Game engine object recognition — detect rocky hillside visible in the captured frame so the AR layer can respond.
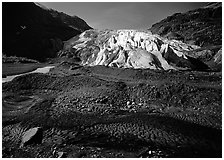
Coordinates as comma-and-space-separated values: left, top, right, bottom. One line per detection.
149, 2, 222, 47
60, 29, 209, 71
2, 2, 92, 61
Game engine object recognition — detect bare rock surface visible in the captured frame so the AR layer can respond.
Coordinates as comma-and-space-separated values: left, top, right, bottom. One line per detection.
20, 127, 43, 147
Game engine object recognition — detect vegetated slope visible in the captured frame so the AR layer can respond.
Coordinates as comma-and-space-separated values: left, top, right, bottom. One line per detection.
149, 2, 222, 47
2, 2, 92, 61
60, 29, 209, 71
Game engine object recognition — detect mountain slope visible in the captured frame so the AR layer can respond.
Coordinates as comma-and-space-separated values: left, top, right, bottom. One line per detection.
48, 9, 92, 32
149, 2, 222, 47
60, 29, 209, 71
2, 2, 92, 61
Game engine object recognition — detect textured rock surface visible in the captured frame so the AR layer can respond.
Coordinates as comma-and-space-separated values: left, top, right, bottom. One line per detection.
2, 64, 222, 157
61, 29, 208, 71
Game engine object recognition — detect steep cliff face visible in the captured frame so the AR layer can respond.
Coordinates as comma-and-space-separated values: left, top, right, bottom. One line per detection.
61, 29, 209, 71
2, 2, 91, 61
149, 2, 222, 47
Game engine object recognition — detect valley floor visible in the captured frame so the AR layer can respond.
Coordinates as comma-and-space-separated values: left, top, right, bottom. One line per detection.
2, 63, 48, 77
2, 60, 222, 158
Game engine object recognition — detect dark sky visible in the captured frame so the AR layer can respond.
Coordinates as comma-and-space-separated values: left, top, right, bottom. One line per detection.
40, 2, 207, 30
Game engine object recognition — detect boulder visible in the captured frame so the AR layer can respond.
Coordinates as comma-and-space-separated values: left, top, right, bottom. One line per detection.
58, 151, 66, 158
213, 48, 222, 64
20, 127, 43, 147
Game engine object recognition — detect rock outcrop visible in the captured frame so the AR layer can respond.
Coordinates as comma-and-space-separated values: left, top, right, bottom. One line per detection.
61, 29, 209, 71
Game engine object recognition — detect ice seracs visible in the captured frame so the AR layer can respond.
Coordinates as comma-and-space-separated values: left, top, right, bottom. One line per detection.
63, 29, 206, 70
